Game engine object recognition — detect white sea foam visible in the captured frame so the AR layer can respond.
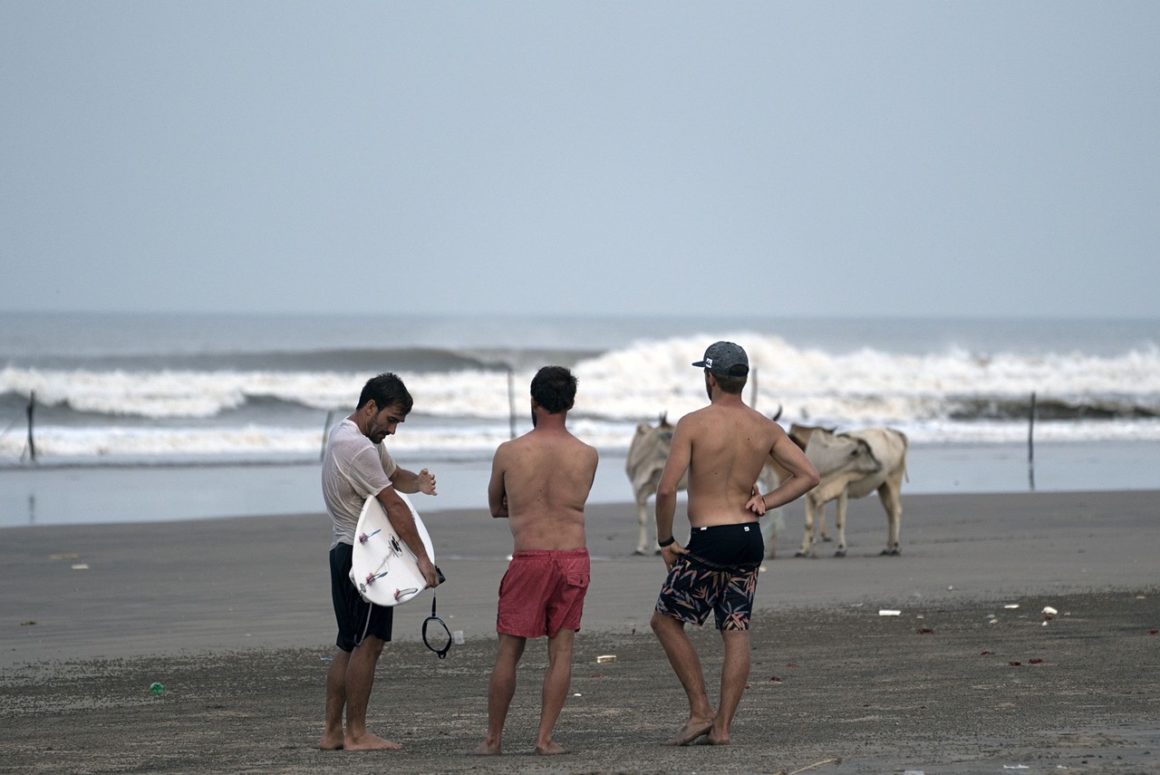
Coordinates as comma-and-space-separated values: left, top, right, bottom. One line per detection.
2, 333, 1159, 462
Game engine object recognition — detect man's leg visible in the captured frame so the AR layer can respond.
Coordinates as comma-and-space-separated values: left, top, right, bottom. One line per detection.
650, 611, 715, 745
708, 629, 751, 745
343, 635, 399, 750
535, 628, 575, 755
319, 649, 350, 750
474, 633, 527, 755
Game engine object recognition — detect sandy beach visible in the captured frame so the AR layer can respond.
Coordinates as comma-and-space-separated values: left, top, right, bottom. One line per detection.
2, 490, 1158, 774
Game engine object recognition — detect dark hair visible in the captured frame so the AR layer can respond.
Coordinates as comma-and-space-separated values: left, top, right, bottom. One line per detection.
357, 373, 414, 414
713, 371, 747, 395
530, 366, 577, 414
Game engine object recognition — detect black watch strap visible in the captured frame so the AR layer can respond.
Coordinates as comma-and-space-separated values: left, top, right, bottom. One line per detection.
657, 536, 675, 548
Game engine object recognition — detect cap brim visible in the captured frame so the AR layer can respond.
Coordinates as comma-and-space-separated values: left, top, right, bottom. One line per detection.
691, 360, 708, 368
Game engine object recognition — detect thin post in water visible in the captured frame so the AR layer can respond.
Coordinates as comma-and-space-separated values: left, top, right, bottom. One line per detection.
507, 366, 517, 440
25, 391, 37, 463
1027, 391, 1037, 491
320, 410, 334, 462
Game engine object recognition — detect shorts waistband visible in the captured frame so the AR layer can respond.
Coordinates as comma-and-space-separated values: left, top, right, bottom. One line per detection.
690, 521, 760, 532
512, 548, 589, 559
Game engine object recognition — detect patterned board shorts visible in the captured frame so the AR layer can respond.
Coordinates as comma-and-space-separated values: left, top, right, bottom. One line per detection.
655, 522, 763, 631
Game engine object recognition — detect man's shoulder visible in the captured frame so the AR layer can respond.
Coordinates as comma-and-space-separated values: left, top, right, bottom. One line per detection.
327, 421, 374, 457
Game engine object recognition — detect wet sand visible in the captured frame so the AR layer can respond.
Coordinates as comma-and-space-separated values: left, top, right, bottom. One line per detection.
2, 490, 1158, 773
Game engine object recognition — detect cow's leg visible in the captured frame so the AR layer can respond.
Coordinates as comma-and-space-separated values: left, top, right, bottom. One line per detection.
634, 497, 652, 555
759, 507, 783, 559
878, 476, 904, 556
833, 490, 849, 557
796, 496, 817, 557
818, 509, 831, 542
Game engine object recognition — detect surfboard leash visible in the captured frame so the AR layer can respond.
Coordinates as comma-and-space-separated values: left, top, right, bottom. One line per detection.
422, 566, 452, 659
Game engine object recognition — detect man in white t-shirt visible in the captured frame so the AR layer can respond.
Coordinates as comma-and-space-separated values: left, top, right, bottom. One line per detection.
318, 372, 440, 752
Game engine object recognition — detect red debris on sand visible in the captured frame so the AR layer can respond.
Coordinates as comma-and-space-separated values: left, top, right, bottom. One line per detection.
1008, 661, 1022, 666
917, 627, 935, 634
981, 650, 993, 655
1149, 629, 1158, 635
770, 676, 782, 683
1029, 658, 1044, 664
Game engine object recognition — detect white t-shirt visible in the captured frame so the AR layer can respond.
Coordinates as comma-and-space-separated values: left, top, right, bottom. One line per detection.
321, 418, 398, 549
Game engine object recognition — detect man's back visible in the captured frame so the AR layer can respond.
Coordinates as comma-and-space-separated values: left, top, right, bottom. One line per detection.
496, 429, 598, 551
682, 402, 782, 526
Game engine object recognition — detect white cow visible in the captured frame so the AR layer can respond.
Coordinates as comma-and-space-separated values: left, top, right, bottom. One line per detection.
796, 427, 909, 558
625, 414, 783, 556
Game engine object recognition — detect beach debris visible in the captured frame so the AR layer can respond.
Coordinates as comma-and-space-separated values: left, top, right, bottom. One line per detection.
1009, 661, 1022, 667
572, 692, 581, 697
916, 627, 935, 635
980, 650, 993, 655
1148, 629, 1158, 636
20, 620, 35, 627
1003, 603, 1020, 609
879, 609, 901, 616
1029, 658, 1044, 664
595, 654, 616, 664
1042, 606, 1058, 621
71, 563, 90, 571
1003, 766, 1029, 771
149, 682, 165, 696
452, 630, 465, 645
774, 755, 843, 775
770, 675, 783, 682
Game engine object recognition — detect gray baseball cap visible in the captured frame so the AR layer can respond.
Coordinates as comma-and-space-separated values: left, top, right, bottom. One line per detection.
692, 341, 749, 377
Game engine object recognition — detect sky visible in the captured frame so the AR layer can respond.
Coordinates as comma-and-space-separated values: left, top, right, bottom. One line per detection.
2, 2, 1158, 319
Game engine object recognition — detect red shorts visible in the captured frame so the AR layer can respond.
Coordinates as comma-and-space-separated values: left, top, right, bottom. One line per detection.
496, 549, 590, 638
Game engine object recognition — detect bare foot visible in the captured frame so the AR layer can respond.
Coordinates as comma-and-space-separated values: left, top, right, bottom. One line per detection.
705, 732, 732, 745
472, 740, 502, 756
670, 716, 714, 746
317, 734, 343, 751
535, 740, 567, 755
344, 732, 402, 751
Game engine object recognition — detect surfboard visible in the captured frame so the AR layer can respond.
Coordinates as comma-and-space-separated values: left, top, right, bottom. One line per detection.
349, 490, 436, 607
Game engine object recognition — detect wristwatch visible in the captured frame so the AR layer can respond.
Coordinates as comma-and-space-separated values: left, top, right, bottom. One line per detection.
657, 536, 675, 548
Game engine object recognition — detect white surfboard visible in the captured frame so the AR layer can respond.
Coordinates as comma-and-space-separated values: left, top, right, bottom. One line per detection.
349, 491, 435, 607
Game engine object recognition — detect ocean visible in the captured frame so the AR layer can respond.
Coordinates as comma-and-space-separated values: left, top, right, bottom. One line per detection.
1, 312, 1157, 528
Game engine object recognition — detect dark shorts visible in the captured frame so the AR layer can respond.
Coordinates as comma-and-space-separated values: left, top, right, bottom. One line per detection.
655, 522, 763, 631
330, 542, 393, 651
497, 549, 590, 638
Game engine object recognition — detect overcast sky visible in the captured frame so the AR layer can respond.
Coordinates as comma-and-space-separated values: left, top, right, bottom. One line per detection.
2, 2, 1157, 318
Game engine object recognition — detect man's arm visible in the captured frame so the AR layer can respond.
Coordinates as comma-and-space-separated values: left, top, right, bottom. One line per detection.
389, 467, 437, 495
750, 430, 820, 513
487, 443, 509, 519
655, 420, 692, 567
376, 485, 439, 588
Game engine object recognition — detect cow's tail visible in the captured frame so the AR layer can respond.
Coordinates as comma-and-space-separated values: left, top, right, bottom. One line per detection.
897, 430, 910, 483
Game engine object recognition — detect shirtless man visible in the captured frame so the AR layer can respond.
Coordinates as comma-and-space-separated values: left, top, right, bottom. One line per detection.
318, 373, 441, 752
474, 366, 599, 756
651, 342, 820, 746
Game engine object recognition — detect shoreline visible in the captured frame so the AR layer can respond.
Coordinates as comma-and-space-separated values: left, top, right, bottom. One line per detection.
2, 490, 1159, 773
